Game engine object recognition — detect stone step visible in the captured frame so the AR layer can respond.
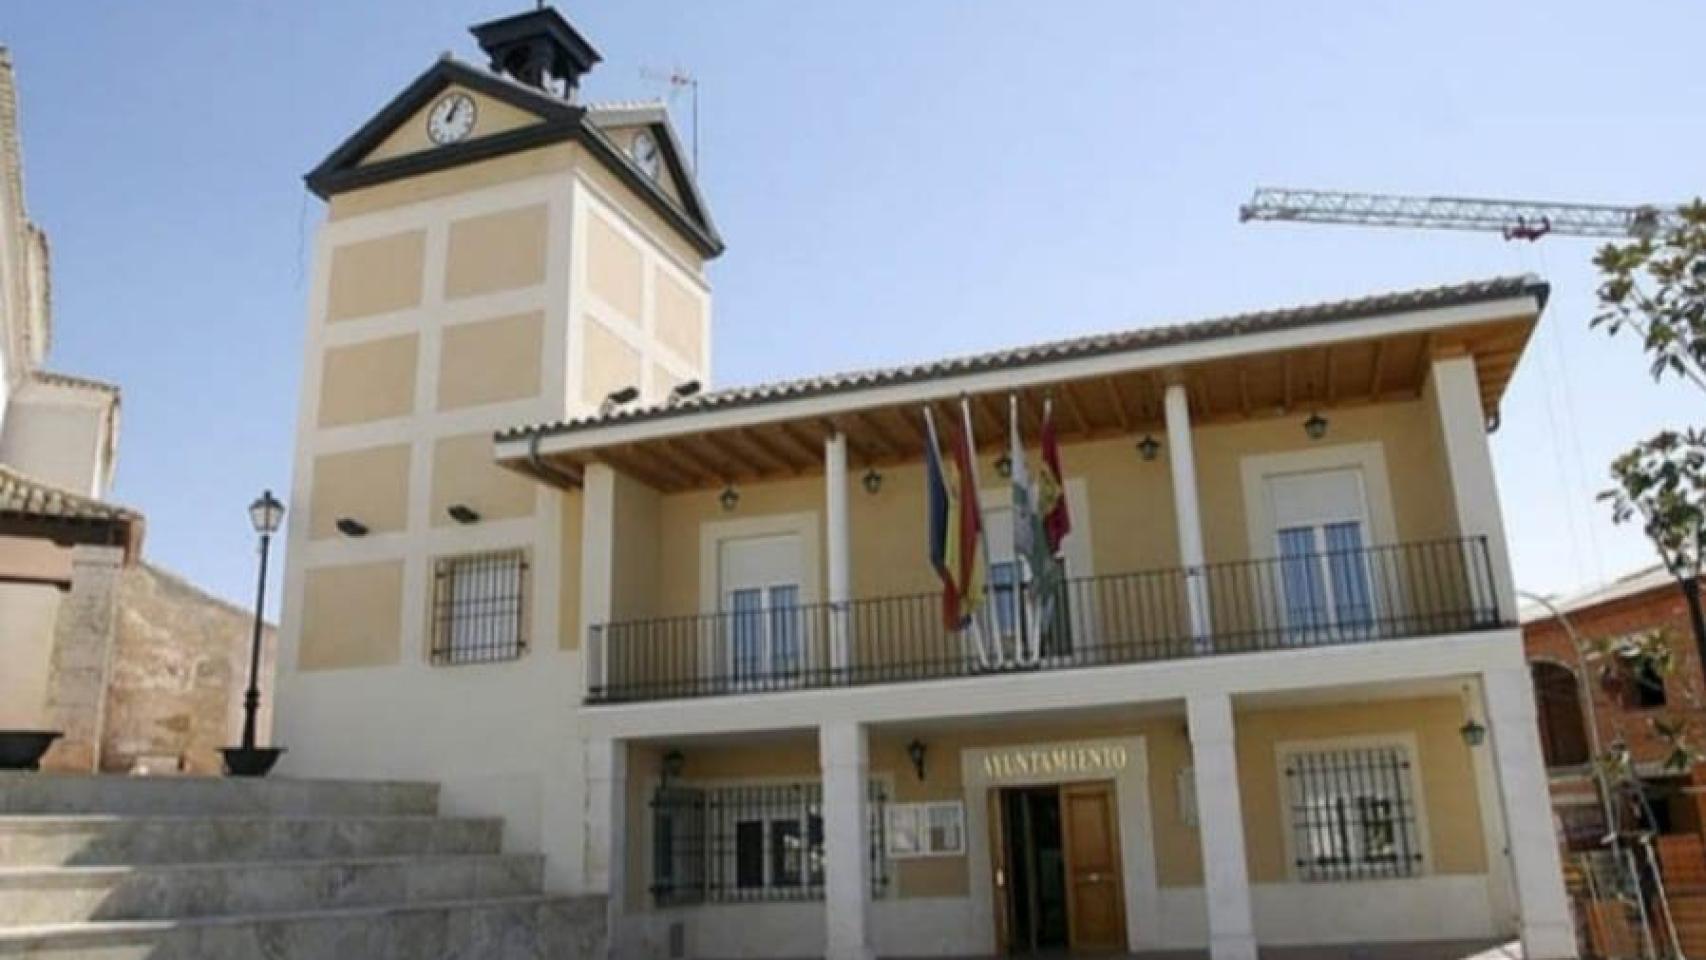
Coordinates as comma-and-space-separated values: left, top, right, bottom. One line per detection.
0, 893, 606, 960
0, 816, 502, 867
0, 775, 438, 817
0, 853, 543, 926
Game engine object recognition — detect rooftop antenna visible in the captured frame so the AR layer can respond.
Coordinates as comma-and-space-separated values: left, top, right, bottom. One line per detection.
641, 65, 700, 171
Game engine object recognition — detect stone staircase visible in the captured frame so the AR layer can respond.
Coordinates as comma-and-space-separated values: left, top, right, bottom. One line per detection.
0, 773, 604, 959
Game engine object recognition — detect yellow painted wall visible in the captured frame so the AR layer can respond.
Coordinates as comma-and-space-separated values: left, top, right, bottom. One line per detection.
1235, 696, 1487, 882
612, 471, 661, 622
437, 311, 545, 410
1193, 399, 1457, 564
317, 334, 419, 427
325, 231, 426, 322
655, 476, 826, 617
429, 433, 538, 527
307, 444, 412, 541
618, 696, 1485, 909
587, 213, 644, 321
362, 86, 540, 165
444, 204, 549, 300
298, 561, 405, 670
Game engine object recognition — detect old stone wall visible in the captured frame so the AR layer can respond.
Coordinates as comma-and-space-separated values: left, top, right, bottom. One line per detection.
99, 562, 277, 775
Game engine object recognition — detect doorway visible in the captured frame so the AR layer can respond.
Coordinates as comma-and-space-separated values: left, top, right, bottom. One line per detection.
992, 781, 1126, 954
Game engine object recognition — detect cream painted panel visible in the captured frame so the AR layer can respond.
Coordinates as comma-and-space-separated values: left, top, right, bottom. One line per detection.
317, 333, 418, 427
444, 204, 549, 299
587, 213, 644, 321
654, 266, 703, 366
429, 432, 537, 528
362, 86, 540, 165
580, 318, 643, 406
308, 444, 411, 541
297, 560, 405, 670
325, 231, 426, 322
436, 311, 544, 410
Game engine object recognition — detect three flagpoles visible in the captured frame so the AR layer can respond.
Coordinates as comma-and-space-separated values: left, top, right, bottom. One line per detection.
921, 393, 1071, 669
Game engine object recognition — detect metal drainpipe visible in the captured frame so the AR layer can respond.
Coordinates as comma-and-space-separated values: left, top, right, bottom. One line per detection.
525, 432, 582, 490
1520, 590, 1662, 960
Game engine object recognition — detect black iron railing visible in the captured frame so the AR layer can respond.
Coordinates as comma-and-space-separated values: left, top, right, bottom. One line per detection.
586, 536, 1503, 704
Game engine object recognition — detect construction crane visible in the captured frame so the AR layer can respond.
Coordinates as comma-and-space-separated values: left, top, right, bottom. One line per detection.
1239, 186, 1683, 241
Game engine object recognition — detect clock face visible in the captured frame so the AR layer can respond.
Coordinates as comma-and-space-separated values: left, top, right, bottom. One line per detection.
427, 92, 477, 145
631, 130, 661, 180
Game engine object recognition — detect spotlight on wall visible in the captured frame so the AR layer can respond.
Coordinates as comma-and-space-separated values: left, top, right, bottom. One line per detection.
719, 485, 740, 512
335, 517, 369, 538
906, 739, 928, 782
862, 468, 883, 494
668, 380, 702, 405
1136, 434, 1161, 461
661, 748, 686, 785
1304, 411, 1329, 440
1458, 717, 1487, 748
446, 503, 481, 525
599, 385, 641, 417
994, 454, 1012, 479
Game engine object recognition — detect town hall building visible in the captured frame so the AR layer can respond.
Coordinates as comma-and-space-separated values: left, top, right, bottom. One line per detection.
275, 9, 1576, 959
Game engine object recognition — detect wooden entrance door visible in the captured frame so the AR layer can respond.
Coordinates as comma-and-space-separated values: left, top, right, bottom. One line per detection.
1061, 781, 1126, 952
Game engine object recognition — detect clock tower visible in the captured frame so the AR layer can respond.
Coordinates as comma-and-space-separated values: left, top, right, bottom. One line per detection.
276, 7, 721, 893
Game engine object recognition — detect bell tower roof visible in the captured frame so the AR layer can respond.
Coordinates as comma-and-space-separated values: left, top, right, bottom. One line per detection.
469, 7, 602, 99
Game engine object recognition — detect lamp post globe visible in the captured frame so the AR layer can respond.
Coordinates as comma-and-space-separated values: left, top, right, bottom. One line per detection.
249, 490, 285, 536
224, 489, 286, 777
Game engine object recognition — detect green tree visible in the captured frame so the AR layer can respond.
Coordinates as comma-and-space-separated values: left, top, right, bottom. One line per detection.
1593, 202, 1706, 669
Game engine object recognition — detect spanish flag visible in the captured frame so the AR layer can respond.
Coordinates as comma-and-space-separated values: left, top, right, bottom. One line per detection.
923, 404, 987, 630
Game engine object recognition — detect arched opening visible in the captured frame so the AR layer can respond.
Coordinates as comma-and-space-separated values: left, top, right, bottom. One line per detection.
1532, 661, 1591, 768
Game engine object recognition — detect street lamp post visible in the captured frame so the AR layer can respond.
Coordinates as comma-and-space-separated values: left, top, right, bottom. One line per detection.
222, 490, 286, 778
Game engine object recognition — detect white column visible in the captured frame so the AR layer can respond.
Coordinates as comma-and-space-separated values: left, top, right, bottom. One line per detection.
1188, 693, 1256, 960
1481, 667, 1577, 959
1430, 354, 1517, 623
581, 463, 617, 696
820, 720, 874, 960
1164, 381, 1212, 642
825, 432, 852, 675
584, 737, 629, 957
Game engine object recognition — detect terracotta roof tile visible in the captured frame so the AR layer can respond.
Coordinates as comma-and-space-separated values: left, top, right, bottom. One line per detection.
0, 463, 138, 523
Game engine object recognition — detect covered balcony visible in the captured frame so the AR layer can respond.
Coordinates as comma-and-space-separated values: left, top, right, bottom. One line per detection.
496, 276, 1545, 708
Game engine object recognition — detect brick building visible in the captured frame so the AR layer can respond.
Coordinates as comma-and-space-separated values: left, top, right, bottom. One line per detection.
1522, 566, 1706, 847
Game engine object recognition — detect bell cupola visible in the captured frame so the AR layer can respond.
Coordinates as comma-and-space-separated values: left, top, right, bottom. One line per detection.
469, 6, 602, 100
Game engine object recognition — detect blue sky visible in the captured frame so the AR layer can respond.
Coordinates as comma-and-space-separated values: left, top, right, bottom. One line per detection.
3, 1, 1700, 614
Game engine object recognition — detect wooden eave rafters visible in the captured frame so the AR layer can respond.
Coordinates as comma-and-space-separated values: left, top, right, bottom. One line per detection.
514, 316, 1536, 493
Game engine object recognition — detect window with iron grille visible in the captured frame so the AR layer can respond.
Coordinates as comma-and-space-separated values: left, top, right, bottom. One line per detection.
431, 549, 528, 665
650, 780, 890, 905
1284, 743, 1422, 881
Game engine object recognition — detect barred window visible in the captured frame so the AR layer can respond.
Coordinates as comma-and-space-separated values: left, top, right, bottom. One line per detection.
431, 549, 528, 665
650, 781, 890, 905
1284, 744, 1422, 881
